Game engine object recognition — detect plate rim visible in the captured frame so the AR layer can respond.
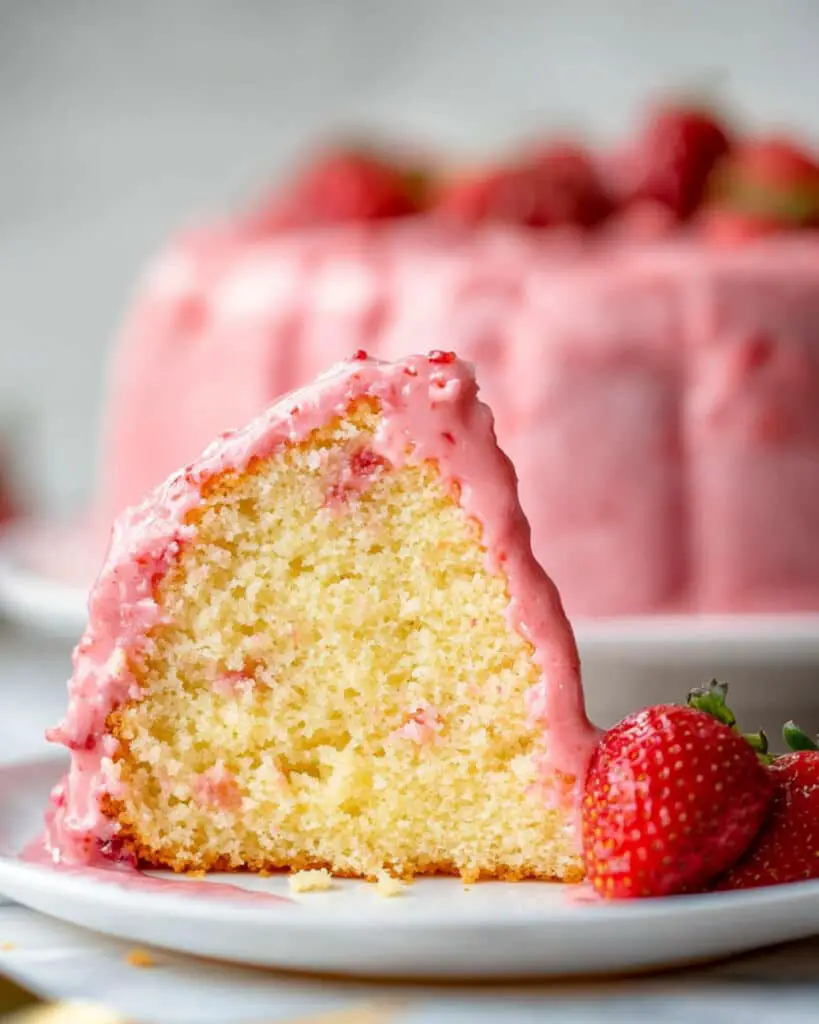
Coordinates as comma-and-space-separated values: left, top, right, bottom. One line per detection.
5, 852, 819, 929
2, 754, 819, 929
4, 755, 819, 977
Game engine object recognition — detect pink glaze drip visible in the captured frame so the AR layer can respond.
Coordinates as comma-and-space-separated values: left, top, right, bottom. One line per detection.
46, 351, 599, 864
563, 882, 603, 905
21, 835, 291, 905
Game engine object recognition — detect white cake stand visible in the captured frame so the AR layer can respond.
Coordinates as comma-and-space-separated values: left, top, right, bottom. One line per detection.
0, 520, 96, 640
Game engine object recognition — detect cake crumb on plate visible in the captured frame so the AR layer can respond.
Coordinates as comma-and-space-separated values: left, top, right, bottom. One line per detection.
289, 868, 333, 893
375, 872, 405, 897
125, 948, 155, 967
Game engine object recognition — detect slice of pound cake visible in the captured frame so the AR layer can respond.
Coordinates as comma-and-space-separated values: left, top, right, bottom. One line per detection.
46, 351, 599, 882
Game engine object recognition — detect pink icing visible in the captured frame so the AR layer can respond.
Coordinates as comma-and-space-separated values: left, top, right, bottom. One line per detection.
99, 227, 819, 618
563, 881, 603, 906
46, 350, 599, 864
21, 835, 291, 905
323, 444, 389, 506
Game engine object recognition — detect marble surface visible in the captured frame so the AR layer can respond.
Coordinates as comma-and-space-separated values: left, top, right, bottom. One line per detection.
0, 623, 817, 1022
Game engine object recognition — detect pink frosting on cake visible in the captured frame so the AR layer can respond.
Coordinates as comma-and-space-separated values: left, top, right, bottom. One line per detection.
47, 351, 598, 865
93, 223, 819, 617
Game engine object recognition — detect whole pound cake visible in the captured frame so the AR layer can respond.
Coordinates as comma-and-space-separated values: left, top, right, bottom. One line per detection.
47, 352, 599, 881
95, 225, 819, 617
90, 102, 819, 618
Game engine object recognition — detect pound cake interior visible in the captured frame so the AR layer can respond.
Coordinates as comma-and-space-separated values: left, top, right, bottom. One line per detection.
48, 353, 594, 882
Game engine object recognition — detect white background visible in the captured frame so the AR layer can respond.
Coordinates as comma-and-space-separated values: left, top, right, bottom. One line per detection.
2, 0, 819, 516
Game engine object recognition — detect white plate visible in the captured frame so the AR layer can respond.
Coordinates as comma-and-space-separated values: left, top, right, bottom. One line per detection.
2, 756, 819, 979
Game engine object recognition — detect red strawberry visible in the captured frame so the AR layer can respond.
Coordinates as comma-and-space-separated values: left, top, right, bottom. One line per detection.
714, 723, 819, 890
697, 207, 783, 245
436, 143, 611, 229
582, 681, 773, 899
434, 169, 502, 223
255, 146, 426, 229
708, 137, 819, 228
614, 104, 731, 219
524, 143, 613, 227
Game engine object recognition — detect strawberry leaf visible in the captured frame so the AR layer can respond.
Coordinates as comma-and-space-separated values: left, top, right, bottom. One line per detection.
783, 721, 819, 752
688, 679, 771, 762
687, 679, 736, 727
713, 174, 819, 223
744, 729, 770, 757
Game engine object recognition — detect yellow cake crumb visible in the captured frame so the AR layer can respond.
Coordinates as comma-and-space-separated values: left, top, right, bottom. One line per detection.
375, 872, 405, 898
108, 401, 581, 881
125, 948, 155, 968
289, 868, 333, 893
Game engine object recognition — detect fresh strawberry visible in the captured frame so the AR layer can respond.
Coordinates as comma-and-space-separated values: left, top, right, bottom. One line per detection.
255, 145, 426, 229
436, 143, 611, 229
714, 723, 819, 890
708, 137, 819, 228
582, 681, 773, 899
614, 104, 731, 219
434, 168, 503, 224
523, 142, 613, 227
697, 207, 783, 244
